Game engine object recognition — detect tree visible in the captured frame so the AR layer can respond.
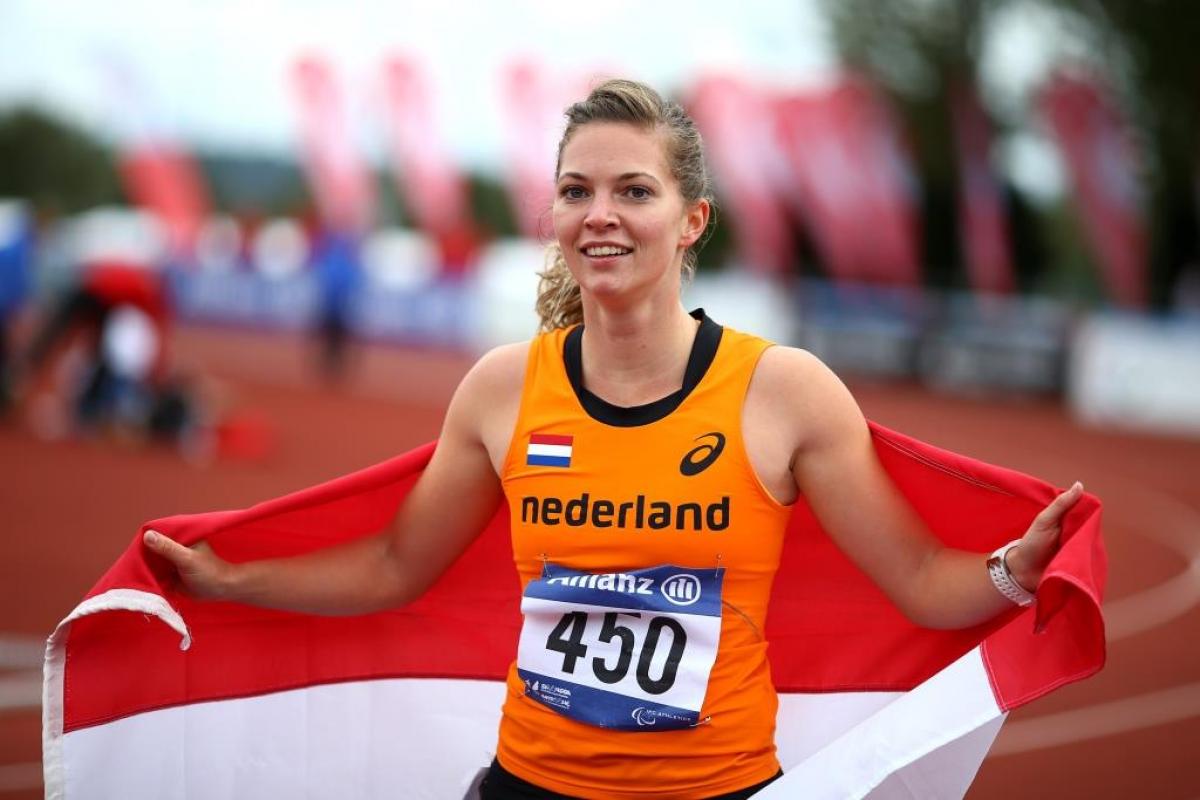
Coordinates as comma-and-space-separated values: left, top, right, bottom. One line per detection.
1060, 0, 1200, 307
0, 106, 122, 214
822, 0, 1200, 308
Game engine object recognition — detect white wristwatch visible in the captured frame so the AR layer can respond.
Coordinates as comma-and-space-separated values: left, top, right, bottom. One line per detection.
987, 540, 1036, 607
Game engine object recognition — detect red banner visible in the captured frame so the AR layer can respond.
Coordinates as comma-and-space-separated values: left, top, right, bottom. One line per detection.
1041, 73, 1147, 308
501, 60, 589, 239
775, 77, 921, 285
951, 83, 1015, 294
101, 57, 209, 260
117, 149, 209, 260
688, 75, 795, 275
291, 56, 375, 234
380, 57, 474, 269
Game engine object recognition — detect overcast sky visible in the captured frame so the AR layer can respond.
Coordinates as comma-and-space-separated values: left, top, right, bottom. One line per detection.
0, 0, 839, 164
0, 0, 1071, 198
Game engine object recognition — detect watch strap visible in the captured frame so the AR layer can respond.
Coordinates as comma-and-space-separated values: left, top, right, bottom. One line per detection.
987, 540, 1036, 607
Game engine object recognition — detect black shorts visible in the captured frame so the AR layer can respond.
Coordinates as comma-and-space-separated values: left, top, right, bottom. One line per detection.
478, 758, 782, 800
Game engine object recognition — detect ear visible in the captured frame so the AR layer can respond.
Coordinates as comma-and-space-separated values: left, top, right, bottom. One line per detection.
679, 199, 711, 249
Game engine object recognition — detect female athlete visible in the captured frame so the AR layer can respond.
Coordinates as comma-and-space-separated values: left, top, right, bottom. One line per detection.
143, 79, 1083, 799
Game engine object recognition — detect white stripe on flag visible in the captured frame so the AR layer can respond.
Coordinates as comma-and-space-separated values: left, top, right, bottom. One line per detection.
60, 678, 505, 800
759, 646, 1004, 799
527, 444, 571, 459
54, 652, 1003, 800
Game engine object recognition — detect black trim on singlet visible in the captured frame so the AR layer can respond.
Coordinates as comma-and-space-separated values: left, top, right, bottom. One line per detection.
562, 308, 724, 427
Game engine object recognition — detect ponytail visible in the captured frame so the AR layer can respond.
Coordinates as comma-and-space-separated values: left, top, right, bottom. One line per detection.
534, 243, 583, 331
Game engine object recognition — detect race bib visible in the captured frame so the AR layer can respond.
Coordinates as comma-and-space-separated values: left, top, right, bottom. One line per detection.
516, 564, 724, 731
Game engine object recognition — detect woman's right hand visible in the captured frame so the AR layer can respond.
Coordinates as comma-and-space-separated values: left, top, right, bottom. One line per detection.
143, 529, 233, 600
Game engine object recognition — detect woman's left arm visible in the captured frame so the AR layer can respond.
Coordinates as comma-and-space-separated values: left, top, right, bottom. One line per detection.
760, 347, 1082, 629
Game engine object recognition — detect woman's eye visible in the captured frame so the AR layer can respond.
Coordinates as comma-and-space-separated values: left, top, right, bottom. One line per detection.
560, 186, 588, 200
625, 186, 652, 200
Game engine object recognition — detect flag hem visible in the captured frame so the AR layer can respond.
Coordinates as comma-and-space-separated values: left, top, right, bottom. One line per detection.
43, 588, 190, 800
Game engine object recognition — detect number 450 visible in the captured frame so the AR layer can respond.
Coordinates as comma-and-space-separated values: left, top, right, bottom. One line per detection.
545, 611, 687, 695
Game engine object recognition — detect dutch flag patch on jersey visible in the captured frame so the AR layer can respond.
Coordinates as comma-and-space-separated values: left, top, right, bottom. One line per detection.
526, 434, 573, 468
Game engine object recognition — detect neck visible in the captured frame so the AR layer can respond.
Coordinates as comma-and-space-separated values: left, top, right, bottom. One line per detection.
578, 296, 698, 407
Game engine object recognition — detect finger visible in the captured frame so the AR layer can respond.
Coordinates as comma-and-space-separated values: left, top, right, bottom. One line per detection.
1034, 482, 1084, 526
143, 530, 194, 564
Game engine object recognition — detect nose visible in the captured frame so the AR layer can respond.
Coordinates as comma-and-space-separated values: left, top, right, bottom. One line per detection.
583, 195, 618, 230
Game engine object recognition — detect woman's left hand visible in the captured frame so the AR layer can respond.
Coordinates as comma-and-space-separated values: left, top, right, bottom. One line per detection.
1005, 482, 1085, 591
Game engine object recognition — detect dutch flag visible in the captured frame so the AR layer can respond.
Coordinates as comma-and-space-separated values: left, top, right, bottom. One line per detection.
526, 433, 573, 468
42, 426, 1105, 800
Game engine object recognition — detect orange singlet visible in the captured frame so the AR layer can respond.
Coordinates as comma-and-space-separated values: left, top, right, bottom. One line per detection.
497, 311, 792, 799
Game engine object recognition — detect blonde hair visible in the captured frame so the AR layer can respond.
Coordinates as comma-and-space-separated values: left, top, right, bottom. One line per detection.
535, 79, 714, 331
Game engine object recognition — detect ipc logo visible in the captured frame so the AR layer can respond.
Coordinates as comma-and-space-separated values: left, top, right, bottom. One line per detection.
660, 574, 701, 606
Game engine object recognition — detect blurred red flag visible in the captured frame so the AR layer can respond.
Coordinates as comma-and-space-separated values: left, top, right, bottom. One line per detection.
951, 83, 1015, 294
117, 150, 209, 261
776, 77, 921, 285
501, 60, 589, 239
1040, 73, 1147, 308
100, 56, 210, 260
689, 74, 795, 275
291, 56, 375, 234
380, 57, 475, 271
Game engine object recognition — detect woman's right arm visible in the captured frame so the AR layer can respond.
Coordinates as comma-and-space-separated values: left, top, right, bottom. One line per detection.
142, 345, 524, 615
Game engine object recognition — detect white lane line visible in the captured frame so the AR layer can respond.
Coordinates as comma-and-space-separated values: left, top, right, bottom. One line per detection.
992, 682, 1200, 755
0, 670, 41, 711
0, 635, 42, 669
1102, 483, 1200, 641
0, 761, 41, 792
0, 635, 44, 712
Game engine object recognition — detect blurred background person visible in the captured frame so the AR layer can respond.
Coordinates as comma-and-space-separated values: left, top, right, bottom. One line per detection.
309, 224, 363, 380
17, 249, 173, 440
0, 200, 35, 411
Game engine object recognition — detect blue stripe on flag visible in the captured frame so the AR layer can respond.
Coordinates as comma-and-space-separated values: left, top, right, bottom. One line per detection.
527, 454, 571, 467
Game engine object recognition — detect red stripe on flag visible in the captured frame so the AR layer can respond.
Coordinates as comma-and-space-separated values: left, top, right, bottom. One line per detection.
529, 434, 573, 446
62, 444, 519, 733
59, 425, 1104, 734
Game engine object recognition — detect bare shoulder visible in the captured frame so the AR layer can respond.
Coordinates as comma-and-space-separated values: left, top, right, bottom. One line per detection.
750, 345, 849, 411
446, 340, 531, 469
746, 345, 864, 448
457, 340, 530, 401
750, 345, 831, 393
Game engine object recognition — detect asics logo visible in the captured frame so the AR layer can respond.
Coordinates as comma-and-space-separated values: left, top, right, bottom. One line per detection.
680, 432, 725, 476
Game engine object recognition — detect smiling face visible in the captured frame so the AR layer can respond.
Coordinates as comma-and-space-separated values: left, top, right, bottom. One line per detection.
553, 122, 709, 309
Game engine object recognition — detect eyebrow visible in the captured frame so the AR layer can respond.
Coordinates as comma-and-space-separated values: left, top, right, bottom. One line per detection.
558, 171, 663, 186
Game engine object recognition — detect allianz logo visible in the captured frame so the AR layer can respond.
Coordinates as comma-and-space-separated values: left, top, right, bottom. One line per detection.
660, 574, 701, 606
546, 572, 702, 606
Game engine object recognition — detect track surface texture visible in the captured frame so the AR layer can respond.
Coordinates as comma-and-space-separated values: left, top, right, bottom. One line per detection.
1, 324, 1197, 799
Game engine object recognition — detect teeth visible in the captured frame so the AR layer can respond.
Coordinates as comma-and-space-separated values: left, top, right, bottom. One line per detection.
584, 246, 631, 257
